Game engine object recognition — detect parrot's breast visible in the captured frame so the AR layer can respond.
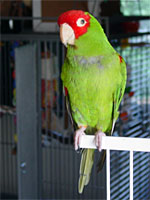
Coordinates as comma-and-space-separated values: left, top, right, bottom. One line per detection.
61, 54, 122, 132
73, 55, 104, 69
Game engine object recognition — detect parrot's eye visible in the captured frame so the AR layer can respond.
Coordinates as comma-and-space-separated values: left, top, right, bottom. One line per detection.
76, 18, 86, 27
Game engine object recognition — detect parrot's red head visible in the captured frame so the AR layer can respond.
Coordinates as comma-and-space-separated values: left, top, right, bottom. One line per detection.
58, 10, 90, 46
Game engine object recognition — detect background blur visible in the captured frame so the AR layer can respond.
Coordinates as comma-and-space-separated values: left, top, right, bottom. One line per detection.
0, 0, 150, 199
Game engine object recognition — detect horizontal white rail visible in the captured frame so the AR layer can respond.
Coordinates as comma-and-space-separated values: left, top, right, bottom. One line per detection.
79, 135, 150, 152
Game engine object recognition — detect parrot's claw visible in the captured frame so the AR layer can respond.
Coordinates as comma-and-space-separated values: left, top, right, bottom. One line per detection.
74, 126, 86, 151
95, 131, 106, 152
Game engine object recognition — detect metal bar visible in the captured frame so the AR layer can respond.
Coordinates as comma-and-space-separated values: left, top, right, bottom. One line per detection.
1, 16, 58, 20
16, 43, 42, 199
36, 40, 43, 198
1, 34, 60, 41
49, 41, 54, 198
105, 17, 109, 38
79, 135, 150, 152
61, 45, 66, 130
56, 41, 60, 117
106, 149, 110, 200
44, 40, 49, 197
4, 43, 8, 194
130, 151, 133, 200
44, 41, 48, 136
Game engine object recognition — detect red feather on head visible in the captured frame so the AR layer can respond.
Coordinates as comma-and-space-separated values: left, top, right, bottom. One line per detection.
58, 10, 90, 39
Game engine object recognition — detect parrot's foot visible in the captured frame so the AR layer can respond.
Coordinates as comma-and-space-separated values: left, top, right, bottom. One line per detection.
95, 131, 106, 152
74, 126, 86, 151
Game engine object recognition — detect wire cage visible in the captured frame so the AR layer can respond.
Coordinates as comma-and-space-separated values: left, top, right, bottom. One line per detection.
110, 34, 150, 200
0, 18, 150, 199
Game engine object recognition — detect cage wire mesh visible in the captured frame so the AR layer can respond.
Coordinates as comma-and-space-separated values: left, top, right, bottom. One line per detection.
0, 30, 150, 199
0, 40, 18, 199
110, 34, 150, 200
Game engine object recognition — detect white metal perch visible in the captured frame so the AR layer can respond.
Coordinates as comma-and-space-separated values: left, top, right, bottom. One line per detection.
79, 135, 150, 200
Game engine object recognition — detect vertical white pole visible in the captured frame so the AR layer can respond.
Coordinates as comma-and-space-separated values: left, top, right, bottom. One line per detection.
106, 149, 110, 200
130, 151, 133, 200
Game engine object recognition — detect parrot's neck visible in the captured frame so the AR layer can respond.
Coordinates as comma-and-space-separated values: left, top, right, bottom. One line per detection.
67, 29, 115, 58
67, 38, 114, 61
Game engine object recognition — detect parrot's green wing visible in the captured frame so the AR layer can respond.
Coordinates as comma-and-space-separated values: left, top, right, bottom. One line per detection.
111, 56, 126, 133
97, 56, 126, 172
113, 57, 126, 117
64, 83, 95, 194
65, 90, 78, 131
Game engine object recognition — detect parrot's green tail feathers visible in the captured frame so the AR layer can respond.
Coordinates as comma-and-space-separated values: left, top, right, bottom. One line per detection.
78, 149, 94, 194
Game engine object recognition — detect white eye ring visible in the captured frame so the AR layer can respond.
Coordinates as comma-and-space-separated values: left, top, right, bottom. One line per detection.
76, 18, 87, 27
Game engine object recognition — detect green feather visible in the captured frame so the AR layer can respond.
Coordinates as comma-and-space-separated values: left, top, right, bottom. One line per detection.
61, 11, 127, 193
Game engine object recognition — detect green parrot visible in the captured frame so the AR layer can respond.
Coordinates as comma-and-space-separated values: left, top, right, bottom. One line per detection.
58, 10, 126, 193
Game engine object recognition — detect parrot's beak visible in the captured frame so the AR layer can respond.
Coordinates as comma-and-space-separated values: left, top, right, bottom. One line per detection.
60, 23, 75, 47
